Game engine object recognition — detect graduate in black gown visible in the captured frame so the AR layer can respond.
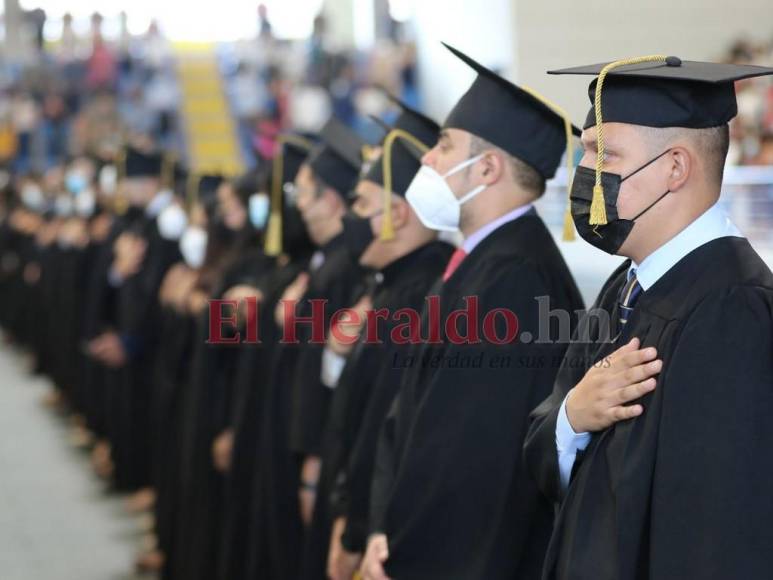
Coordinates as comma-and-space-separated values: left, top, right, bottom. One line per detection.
168, 172, 274, 580
523, 56, 773, 580
217, 135, 317, 580
78, 160, 124, 470
360, 44, 584, 580
299, 95, 456, 580
86, 147, 181, 493
147, 182, 214, 578
247, 118, 368, 580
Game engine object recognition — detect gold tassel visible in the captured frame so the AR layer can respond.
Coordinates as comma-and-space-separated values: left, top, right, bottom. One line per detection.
562, 207, 576, 241
113, 148, 128, 215
589, 54, 668, 227
589, 184, 607, 225
378, 128, 431, 241
264, 134, 314, 256
264, 211, 283, 256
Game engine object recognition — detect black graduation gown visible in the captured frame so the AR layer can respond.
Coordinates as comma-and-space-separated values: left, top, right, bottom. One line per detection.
299, 241, 455, 580
110, 215, 180, 491
79, 210, 135, 441
47, 238, 90, 405
0, 216, 18, 330
6, 230, 37, 345
217, 254, 308, 580
29, 239, 59, 376
170, 249, 271, 580
372, 211, 584, 580
247, 234, 364, 580
523, 236, 773, 580
153, 303, 196, 575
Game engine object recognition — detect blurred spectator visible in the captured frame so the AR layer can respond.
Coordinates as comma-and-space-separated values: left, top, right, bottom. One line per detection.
86, 28, 117, 92
258, 4, 273, 41
10, 88, 39, 174
41, 92, 70, 168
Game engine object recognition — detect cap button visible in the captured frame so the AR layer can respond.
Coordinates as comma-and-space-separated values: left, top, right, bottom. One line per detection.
665, 56, 682, 67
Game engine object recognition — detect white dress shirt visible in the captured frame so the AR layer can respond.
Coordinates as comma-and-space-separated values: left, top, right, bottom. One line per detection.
555, 202, 743, 491
462, 204, 533, 254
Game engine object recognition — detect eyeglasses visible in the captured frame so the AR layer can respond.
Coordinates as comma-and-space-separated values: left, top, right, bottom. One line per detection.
284, 182, 323, 206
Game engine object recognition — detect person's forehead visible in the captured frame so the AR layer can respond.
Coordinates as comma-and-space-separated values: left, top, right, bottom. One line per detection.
443, 127, 470, 144
581, 122, 640, 147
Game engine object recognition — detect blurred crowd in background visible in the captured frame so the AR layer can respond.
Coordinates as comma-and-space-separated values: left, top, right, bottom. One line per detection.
0, 5, 422, 178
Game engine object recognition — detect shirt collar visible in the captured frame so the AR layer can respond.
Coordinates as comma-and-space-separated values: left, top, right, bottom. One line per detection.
462, 203, 534, 254
631, 202, 743, 291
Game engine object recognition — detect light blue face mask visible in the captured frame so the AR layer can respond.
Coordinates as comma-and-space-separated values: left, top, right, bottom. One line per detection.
249, 193, 270, 230
65, 171, 87, 194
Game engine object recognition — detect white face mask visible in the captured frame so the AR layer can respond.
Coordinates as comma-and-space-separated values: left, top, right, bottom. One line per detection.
146, 188, 174, 218
248, 192, 270, 230
157, 203, 188, 241
179, 226, 208, 268
74, 188, 97, 218
405, 154, 486, 231
54, 194, 74, 217
21, 184, 45, 210
65, 170, 88, 194
99, 165, 118, 196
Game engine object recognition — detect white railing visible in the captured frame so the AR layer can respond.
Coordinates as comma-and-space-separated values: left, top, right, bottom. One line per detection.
538, 165, 773, 252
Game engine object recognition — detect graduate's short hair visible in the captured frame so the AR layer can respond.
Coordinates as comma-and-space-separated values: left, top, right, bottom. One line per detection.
636, 124, 730, 186
468, 135, 547, 198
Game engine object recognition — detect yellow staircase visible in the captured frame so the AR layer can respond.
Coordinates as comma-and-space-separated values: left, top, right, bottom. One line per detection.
174, 42, 244, 176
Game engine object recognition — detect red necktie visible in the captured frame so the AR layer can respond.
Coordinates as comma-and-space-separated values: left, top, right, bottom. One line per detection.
442, 248, 468, 282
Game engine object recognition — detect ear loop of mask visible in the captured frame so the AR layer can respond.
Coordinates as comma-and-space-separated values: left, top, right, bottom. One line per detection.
448, 153, 486, 205
380, 128, 431, 240
621, 148, 672, 183
622, 148, 673, 221
443, 153, 484, 179
631, 189, 671, 221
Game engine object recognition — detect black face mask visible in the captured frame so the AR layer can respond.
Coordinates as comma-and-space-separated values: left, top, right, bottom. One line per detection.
341, 210, 380, 262
570, 149, 672, 255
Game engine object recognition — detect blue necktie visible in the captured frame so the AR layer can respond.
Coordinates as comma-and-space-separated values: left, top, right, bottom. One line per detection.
618, 269, 643, 332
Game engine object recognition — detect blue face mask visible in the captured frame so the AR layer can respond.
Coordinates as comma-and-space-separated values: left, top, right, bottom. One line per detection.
65, 171, 87, 194
249, 193, 270, 230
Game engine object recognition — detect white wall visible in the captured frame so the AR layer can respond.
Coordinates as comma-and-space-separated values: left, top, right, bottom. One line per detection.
410, 0, 773, 125
411, 0, 516, 123
514, 0, 773, 124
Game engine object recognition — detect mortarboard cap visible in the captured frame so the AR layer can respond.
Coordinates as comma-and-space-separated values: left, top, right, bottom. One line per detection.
442, 42, 580, 180
307, 118, 365, 195
363, 95, 441, 241
186, 173, 224, 211
365, 94, 440, 198
265, 133, 317, 256
124, 147, 163, 178
550, 56, 773, 130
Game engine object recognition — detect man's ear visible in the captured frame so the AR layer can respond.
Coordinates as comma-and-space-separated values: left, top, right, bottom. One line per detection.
391, 196, 410, 231
666, 146, 691, 192
324, 187, 345, 212
478, 150, 505, 186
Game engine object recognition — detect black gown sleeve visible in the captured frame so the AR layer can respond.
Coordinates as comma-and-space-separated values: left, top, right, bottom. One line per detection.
368, 391, 401, 536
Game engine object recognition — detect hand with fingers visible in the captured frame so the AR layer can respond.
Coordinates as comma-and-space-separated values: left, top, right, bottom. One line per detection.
566, 338, 662, 433
360, 534, 392, 580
